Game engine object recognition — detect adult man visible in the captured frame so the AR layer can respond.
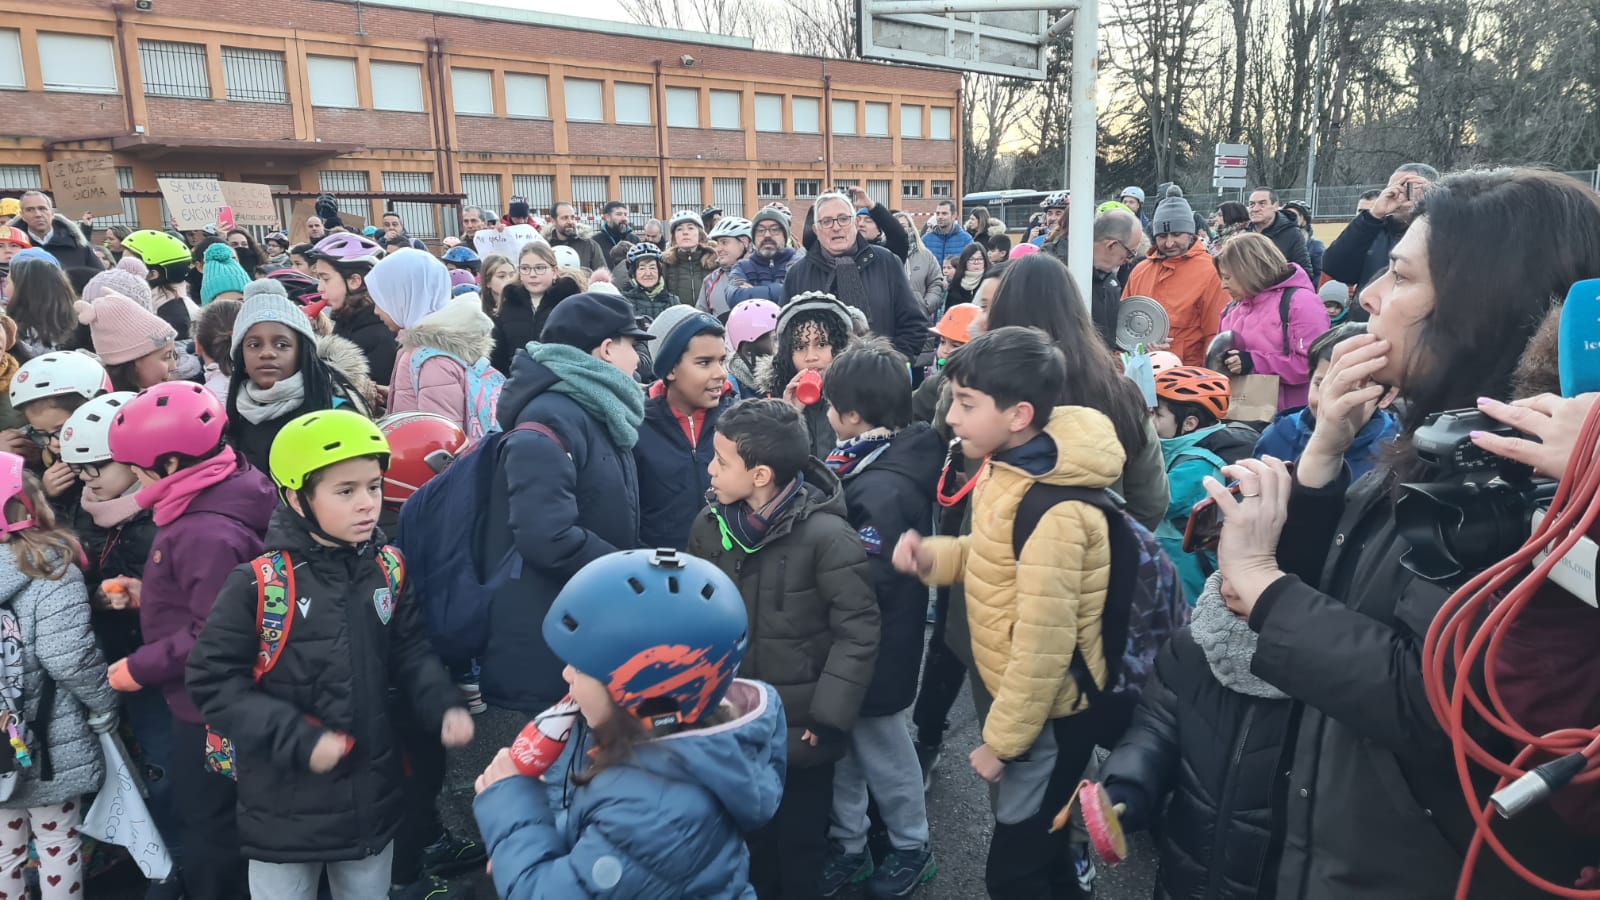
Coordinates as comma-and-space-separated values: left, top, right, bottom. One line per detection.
461, 206, 488, 243
380, 209, 429, 251
784, 192, 928, 359
542, 201, 606, 271
1078, 208, 1143, 350
594, 201, 635, 256
1356, 190, 1381, 215
1032, 191, 1068, 247
698, 216, 752, 317
920, 199, 972, 263
1322, 163, 1439, 299
730, 207, 798, 304
306, 216, 327, 242
1123, 190, 1230, 367
8, 191, 100, 269
1245, 188, 1312, 274
640, 218, 665, 248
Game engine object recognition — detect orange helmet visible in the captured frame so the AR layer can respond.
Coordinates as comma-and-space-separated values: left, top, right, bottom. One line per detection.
377, 411, 467, 510
931, 303, 983, 345
1155, 366, 1231, 420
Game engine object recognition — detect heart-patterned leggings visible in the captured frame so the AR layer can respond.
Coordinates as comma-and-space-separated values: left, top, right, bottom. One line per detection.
0, 800, 82, 899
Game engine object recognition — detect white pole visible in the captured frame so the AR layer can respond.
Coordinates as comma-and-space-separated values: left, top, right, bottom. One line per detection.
1066, 0, 1099, 308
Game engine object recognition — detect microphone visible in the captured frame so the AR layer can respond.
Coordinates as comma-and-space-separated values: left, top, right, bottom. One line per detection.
509, 696, 582, 778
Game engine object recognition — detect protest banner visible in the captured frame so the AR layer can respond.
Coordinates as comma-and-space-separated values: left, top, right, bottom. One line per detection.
45, 156, 124, 219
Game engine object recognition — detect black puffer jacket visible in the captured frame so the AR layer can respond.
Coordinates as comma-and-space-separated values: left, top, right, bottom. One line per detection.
782, 236, 930, 361
187, 508, 458, 863
1101, 630, 1293, 900
1251, 212, 1313, 277
489, 288, 539, 376
333, 304, 398, 386
82, 504, 159, 663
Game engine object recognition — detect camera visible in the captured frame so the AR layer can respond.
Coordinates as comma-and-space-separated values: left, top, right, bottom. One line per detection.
680, 54, 696, 67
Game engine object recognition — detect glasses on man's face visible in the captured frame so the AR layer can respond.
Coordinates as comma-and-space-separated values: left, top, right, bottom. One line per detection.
754, 225, 786, 238
519, 264, 553, 275
67, 462, 100, 479
817, 216, 854, 230
1112, 239, 1137, 263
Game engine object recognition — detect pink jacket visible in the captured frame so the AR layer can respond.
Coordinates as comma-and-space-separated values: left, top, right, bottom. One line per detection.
388, 298, 495, 431
1218, 265, 1328, 411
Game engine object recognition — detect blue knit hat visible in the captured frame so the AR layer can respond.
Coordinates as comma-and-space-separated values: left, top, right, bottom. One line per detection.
647, 305, 724, 381
9, 248, 60, 270
200, 242, 250, 304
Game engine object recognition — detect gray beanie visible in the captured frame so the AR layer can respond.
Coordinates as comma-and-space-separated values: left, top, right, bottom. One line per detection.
232, 287, 316, 353
1151, 185, 1197, 236
751, 207, 790, 240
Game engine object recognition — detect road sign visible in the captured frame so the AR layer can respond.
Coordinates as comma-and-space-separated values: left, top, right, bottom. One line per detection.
857, 0, 1053, 81
1214, 156, 1248, 169
1213, 176, 1248, 190
1215, 142, 1249, 157
1214, 166, 1249, 178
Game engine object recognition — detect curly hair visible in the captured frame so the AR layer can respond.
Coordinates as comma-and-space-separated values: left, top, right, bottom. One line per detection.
763, 308, 853, 396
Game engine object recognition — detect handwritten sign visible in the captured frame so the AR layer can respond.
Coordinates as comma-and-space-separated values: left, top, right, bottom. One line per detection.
83, 733, 173, 880
474, 223, 544, 259
45, 156, 124, 219
219, 181, 278, 227
158, 177, 224, 231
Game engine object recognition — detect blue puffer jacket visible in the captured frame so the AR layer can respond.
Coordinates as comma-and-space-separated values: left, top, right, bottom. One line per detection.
474, 679, 787, 899
729, 248, 799, 306
634, 381, 736, 551
1252, 407, 1398, 481
921, 226, 972, 263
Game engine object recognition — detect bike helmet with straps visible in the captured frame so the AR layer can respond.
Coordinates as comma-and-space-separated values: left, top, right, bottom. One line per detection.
667, 209, 703, 235
930, 303, 982, 345
377, 411, 466, 510
763, 201, 792, 219
442, 245, 480, 267
1155, 366, 1231, 421
266, 268, 320, 304
0, 453, 34, 535
59, 391, 136, 465
269, 409, 390, 493
264, 231, 290, 247
9, 352, 111, 409
725, 299, 780, 350
305, 233, 385, 267
625, 242, 665, 272
1147, 351, 1183, 374
706, 216, 752, 241
121, 230, 191, 268
1040, 191, 1069, 210
544, 548, 749, 728
701, 205, 723, 219
108, 381, 226, 469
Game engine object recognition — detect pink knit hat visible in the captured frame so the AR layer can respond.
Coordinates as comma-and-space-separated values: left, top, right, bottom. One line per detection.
115, 255, 149, 280
74, 292, 177, 365
82, 268, 155, 310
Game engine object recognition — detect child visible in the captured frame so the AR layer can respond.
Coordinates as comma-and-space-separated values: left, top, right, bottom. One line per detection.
9, 351, 111, 515
818, 342, 941, 897
725, 298, 779, 399
194, 298, 242, 401
200, 242, 250, 305
104, 381, 278, 898
761, 292, 856, 460
634, 306, 735, 550
119, 230, 195, 340
388, 295, 498, 440
305, 232, 396, 386
264, 231, 291, 268
472, 548, 785, 897
75, 291, 178, 392
1320, 279, 1353, 326
687, 398, 879, 900
1253, 322, 1397, 479
912, 303, 980, 424
891, 326, 1125, 899
187, 410, 472, 900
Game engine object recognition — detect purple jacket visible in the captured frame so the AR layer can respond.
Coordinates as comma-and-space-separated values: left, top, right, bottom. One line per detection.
126, 462, 277, 724
1218, 265, 1328, 411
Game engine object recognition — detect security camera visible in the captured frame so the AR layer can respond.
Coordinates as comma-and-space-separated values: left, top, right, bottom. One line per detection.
134, 0, 153, 10
680, 54, 696, 67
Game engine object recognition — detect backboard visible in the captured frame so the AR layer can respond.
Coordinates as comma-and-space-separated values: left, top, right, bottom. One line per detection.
856, 0, 1051, 81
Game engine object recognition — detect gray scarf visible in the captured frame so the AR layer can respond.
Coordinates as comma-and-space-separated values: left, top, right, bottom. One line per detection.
235, 371, 307, 425
820, 241, 871, 317
1189, 573, 1288, 699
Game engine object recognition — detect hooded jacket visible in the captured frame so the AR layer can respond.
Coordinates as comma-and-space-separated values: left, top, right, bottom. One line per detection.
662, 243, 718, 307
633, 380, 736, 551
1218, 265, 1328, 411
473, 680, 786, 898
730, 248, 800, 306
390, 298, 497, 434
1124, 239, 1232, 368
903, 239, 946, 320
781, 236, 930, 361
540, 221, 607, 272
477, 348, 641, 713
1249, 212, 1313, 276
187, 508, 459, 863
333, 303, 397, 386
1252, 406, 1398, 481
687, 460, 879, 769
918, 406, 1125, 759
6, 214, 101, 270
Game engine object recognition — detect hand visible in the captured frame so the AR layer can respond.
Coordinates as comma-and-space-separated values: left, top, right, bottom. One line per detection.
0, 432, 30, 458
42, 462, 75, 498
970, 743, 1004, 784
106, 659, 142, 693
441, 708, 475, 748
1200, 457, 1292, 617
801, 729, 820, 747
1371, 178, 1426, 221
892, 531, 932, 577
1474, 394, 1600, 480
781, 371, 809, 411
848, 186, 871, 209
474, 747, 520, 794
1301, 334, 1394, 486
97, 578, 134, 611
1223, 350, 1244, 375
309, 731, 351, 773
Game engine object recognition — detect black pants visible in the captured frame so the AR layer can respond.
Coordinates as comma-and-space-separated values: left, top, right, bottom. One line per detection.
748, 761, 835, 900
912, 587, 966, 747
390, 696, 448, 885
984, 715, 1096, 900
170, 719, 247, 900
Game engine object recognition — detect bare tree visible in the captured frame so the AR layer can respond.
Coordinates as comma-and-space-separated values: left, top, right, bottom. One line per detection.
1103, 0, 1216, 184
962, 73, 1035, 191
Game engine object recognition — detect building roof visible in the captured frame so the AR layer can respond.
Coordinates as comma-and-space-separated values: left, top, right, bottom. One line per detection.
359, 0, 758, 51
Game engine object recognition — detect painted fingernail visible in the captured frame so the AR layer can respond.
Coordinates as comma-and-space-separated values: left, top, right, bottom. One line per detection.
1476, 396, 1493, 406
1470, 431, 1485, 439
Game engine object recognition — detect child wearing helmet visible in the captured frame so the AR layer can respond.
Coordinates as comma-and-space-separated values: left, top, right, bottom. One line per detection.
762, 293, 857, 459
471, 548, 784, 898
306, 233, 396, 386
120, 230, 195, 339
913, 303, 980, 423
724, 299, 779, 400
1251, 323, 1397, 480
9, 352, 111, 515
187, 409, 471, 899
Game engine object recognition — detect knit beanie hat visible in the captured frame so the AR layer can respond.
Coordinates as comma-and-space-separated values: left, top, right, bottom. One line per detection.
82, 268, 155, 311
1151, 185, 1197, 236
10, 248, 60, 269
648, 305, 724, 381
75, 292, 177, 365
1318, 280, 1353, 310
115, 255, 149, 281
200, 243, 250, 304
232, 284, 318, 354
751, 208, 790, 241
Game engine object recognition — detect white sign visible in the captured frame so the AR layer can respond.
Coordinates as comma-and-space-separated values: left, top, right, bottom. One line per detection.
858, 1, 1050, 81
1215, 142, 1250, 157
82, 733, 174, 880
474, 224, 544, 259
1213, 176, 1248, 190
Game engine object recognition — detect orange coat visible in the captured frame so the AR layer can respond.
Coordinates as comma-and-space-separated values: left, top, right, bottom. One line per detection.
1123, 240, 1231, 367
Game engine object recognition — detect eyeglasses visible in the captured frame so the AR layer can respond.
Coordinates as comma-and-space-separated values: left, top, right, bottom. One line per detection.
519, 264, 553, 275
1110, 239, 1138, 263
66, 462, 101, 479
23, 425, 60, 447
754, 225, 786, 237
816, 216, 854, 230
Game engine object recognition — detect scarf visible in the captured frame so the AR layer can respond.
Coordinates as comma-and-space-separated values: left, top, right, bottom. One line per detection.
527, 342, 646, 449
234, 371, 307, 425
714, 475, 803, 552
728, 354, 765, 394
643, 281, 665, 299
825, 427, 895, 479
819, 243, 870, 317
136, 445, 241, 527
1190, 572, 1289, 699
0, 354, 18, 394
81, 484, 144, 529
960, 270, 982, 292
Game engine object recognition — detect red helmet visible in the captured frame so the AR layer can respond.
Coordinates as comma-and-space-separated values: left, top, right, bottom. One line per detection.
377, 412, 467, 509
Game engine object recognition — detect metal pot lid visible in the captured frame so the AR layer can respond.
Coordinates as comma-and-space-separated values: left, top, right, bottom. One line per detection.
1117, 296, 1169, 351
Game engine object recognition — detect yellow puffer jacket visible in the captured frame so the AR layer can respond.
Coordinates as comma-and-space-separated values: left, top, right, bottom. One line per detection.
922, 406, 1126, 759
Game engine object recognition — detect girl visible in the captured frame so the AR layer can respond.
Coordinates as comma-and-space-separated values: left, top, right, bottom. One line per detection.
193, 299, 242, 401
199, 242, 250, 305
515, 242, 558, 298
225, 229, 269, 277
1214, 233, 1328, 412
390, 295, 497, 440
761, 291, 855, 459
119, 230, 195, 341
75, 293, 178, 392
263, 231, 291, 269
305, 233, 395, 386
6, 255, 78, 357
661, 210, 717, 305
725, 298, 779, 399
288, 242, 315, 276
477, 252, 515, 317
943, 243, 989, 314
472, 549, 783, 899
0, 454, 118, 900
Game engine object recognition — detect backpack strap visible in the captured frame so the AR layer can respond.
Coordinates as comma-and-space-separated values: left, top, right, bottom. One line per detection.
376, 544, 405, 595
408, 347, 470, 396
1278, 286, 1298, 354
511, 421, 569, 457
251, 550, 296, 681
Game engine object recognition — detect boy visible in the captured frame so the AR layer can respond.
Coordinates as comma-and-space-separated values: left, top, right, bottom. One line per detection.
817, 341, 942, 898
1320, 279, 1354, 325
188, 410, 472, 899
8, 351, 112, 515
687, 398, 879, 900
635, 306, 735, 550
891, 326, 1125, 899
1254, 322, 1397, 478
912, 303, 980, 424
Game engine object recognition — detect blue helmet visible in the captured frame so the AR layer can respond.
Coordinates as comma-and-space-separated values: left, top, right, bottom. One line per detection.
442, 245, 480, 267
544, 548, 748, 727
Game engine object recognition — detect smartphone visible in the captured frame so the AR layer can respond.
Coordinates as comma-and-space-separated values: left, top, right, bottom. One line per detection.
1181, 461, 1294, 554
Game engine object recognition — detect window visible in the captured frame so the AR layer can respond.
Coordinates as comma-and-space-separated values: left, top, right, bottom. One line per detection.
222, 48, 287, 103
38, 34, 117, 93
138, 40, 209, 99
451, 68, 494, 116
0, 31, 22, 89
709, 90, 741, 130
570, 175, 607, 216
867, 180, 891, 204
370, 61, 424, 112
754, 94, 783, 133
461, 174, 502, 220
931, 107, 952, 140
317, 170, 372, 222
618, 176, 656, 225
712, 178, 745, 218
511, 175, 554, 216
901, 181, 923, 199
831, 100, 857, 136
794, 179, 821, 200
505, 73, 548, 118
614, 83, 651, 125
670, 177, 702, 210
563, 78, 602, 122
931, 180, 953, 198
307, 57, 358, 108
665, 87, 699, 128
792, 97, 820, 133
864, 102, 889, 137
901, 104, 924, 139
96, 167, 140, 229
382, 171, 435, 239
0, 165, 41, 193
757, 178, 785, 199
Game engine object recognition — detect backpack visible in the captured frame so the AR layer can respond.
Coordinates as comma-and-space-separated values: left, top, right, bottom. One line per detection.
1011, 485, 1189, 747
1224, 286, 1301, 354
0, 602, 54, 798
394, 421, 566, 668
408, 347, 505, 443
203, 547, 404, 780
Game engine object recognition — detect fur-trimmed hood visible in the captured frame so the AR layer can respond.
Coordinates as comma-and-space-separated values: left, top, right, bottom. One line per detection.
399, 296, 495, 362
316, 332, 377, 414
662, 242, 719, 270
6, 213, 90, 249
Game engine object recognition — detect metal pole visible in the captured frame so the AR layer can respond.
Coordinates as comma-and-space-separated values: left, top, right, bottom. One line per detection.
1066, 0, 1098, 308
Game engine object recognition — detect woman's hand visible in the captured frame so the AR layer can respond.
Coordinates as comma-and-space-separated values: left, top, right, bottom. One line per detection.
1300, 335, 1396, 487
1474, 393, 1600, 480
1200, 456, 1293, 618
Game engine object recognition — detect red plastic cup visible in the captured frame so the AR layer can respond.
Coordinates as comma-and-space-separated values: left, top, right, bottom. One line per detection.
795, 369, 823, 406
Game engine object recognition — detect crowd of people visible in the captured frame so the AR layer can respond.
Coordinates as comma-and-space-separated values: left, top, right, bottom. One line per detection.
0, 160, 1593, 900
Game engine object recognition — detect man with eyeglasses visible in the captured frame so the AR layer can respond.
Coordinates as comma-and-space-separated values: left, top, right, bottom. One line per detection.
782, 192, 928, 359
1245, 187, 1312, 276
729, 207, 801, 304
1082, 208, 1144, 350
1321, 163, 1439, 313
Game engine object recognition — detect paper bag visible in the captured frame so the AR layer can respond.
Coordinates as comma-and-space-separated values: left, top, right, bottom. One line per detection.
1226, 375, 1280, 423
82, 732, 173, 880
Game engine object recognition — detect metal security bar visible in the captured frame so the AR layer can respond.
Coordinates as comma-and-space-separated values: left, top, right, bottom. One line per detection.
712, 178, 745, 218
221, 47, 288, 104
460, 174, 501, 221
511, 175, 554, 217
569, 175, 607, 216
618, 176, 656, 226
670, 176, 703, 211
138, 40, 209, 99
382, 171, 437, 239
318, 170, 373, 223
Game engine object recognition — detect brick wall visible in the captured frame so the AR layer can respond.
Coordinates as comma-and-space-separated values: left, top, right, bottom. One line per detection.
903, 139, 955, 167
146, 97, 296, 140
755, 133, 825, 164
454, 117, 555, 154
668, 128, 744, 161
834, 137, 892, 166
568, 123, 655, 158
3, 92, 124, 139
313, 108, 434, 149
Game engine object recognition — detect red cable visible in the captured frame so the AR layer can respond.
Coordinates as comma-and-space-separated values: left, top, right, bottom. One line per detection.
1421, 401, 1600, 899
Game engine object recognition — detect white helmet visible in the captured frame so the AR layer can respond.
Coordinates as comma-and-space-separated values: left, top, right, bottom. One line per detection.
667, 209, 703, 235
59, 391, 137, 465
9, 352, 112, 409
707, 216, 752, 241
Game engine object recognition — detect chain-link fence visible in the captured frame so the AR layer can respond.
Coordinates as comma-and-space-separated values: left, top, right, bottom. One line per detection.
1210, 169, 1600, 220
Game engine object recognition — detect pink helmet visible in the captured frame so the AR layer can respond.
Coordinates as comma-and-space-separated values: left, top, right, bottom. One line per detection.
0, 453, 33, 535
725, 299, 781, 351
108, 382, 227, 469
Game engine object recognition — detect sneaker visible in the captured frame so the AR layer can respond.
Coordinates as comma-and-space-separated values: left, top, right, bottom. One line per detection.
422, 830, 488, 878
866, 846, 936, 898
914, 740, 941, 792
1073, 842, 1098, 892
819, 842, 874, 897
458, 682, 487, 715
392, 874, 472, 899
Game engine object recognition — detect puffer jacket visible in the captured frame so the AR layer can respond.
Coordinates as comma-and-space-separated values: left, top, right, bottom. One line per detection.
390, 298, 497, 435
621, 280, 680, 324
662, 245, 717, 306
1123, 240, 1232, 368
473, 680, 786, 899
1218, 265, 1328, 411
919, 406, 1124, 759
187, 508, 458, 863
1252, 406, 1398, 480
729, 248, 800, 305
79, 490, 158, 663
782, 236, 930, 361
687, 460, 879, 768
903, 241, 945, 321
490, 288, 539, 376
0, 551, 116, 808
921, 224, 973, 263
633, 380, 735, 550
332, 302, 397, 386
1250, 212, 1313, 275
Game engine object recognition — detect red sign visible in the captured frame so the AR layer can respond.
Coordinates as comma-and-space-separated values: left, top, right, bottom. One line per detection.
1215, 156, 1249, 168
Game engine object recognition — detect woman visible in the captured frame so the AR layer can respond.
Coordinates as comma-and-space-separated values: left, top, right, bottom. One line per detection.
5, 255, 79, 357
1210, 202, 1251, 256
660, 211, 716, 305
620, 243, 679, 323
1214, 233, 1328, 412
943, 244, 989, 314
225, 229, 269, 277
478, 252, 516, 317
1205, 168, 1600, 899
103, 225, 133, 263
965, 207, 1004, 244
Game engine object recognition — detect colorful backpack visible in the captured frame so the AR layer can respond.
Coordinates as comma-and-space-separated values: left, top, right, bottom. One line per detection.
408, 348, 505, 443
0, 600, 52, 799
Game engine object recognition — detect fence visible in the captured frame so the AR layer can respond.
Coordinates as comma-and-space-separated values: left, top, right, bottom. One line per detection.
1210, 169, 1600, 220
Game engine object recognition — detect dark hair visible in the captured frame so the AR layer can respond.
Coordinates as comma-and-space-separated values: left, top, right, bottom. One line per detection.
6, 259, 78, 350
986, 254, 1149, 453
608, 240, 634, 269
936, 199, 955, 213
65, 267, 99, 296
226, 329, 342, 435
20, 394, 89, 416
1307, 321, 1367, 371
717, 398, 809, 484
194, 299, 242, 376
1358, 189, 1383, 203
942, 326, 1065, 430
765, 309, 853, 397
289, 242, 314, 259
530, 275, 586, 341
953, 243, 989, 279
966, 207, 992, 237
988, 234, 1012, 255
571, 699, 734, 786
381, 209, 402, 222
1160, 398, 1220, 432
226, 229, 269, 276
1250, 187, 1280, 204
103, 360, 140, 393
821, 338, 912, 430
603, 200, 627, 215
310, 257, 376, 320
1217, 202, 1249, 227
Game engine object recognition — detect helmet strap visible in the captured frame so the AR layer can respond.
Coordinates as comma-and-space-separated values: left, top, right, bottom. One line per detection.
280, 486, 364, 551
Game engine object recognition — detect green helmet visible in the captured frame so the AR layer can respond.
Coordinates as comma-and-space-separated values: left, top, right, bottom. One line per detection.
269, 410, 390, 492
122, 230, 191, 267
1096, 200, 1134, 216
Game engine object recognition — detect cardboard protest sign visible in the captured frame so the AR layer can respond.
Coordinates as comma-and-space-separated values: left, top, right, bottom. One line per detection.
474, 223, 543, 259
219, 181, 278, 227
45, 156, 124, 218
288, 199, 365, 245
157, 177, 225, 231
